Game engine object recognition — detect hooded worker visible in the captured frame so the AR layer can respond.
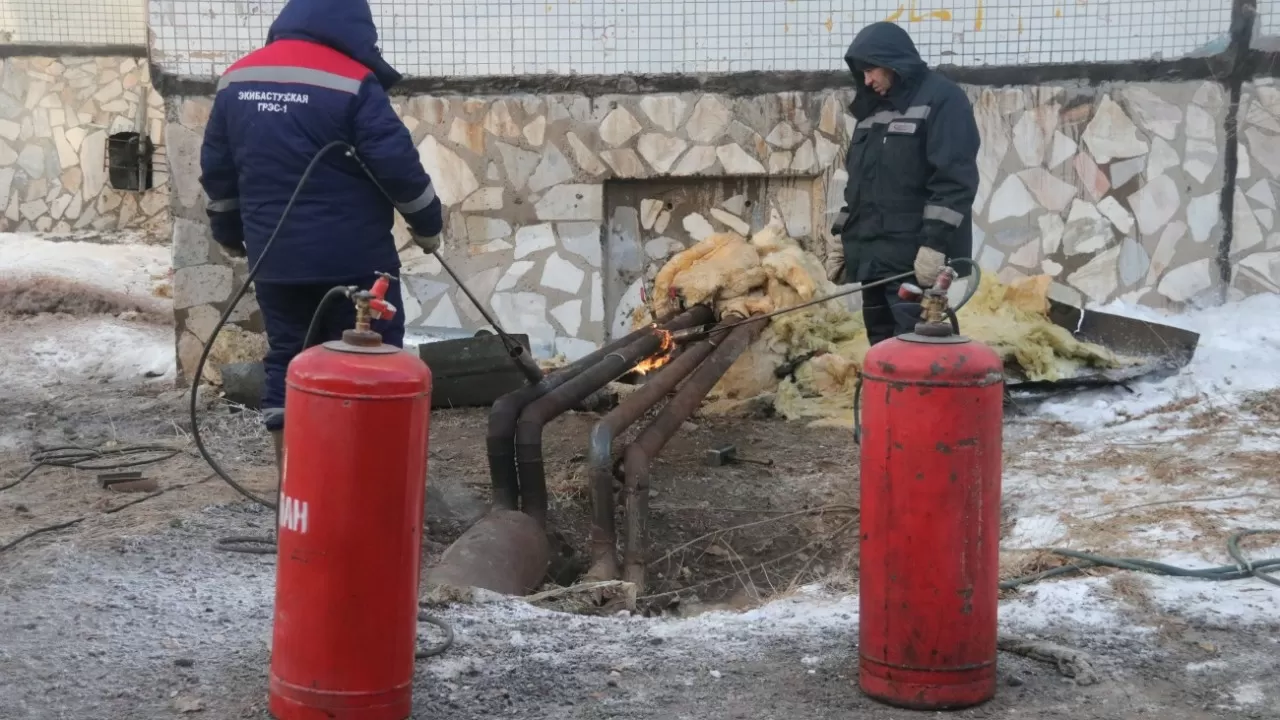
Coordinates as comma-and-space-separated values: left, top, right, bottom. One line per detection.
826, 22, 980, 346
199, 0, 443, 475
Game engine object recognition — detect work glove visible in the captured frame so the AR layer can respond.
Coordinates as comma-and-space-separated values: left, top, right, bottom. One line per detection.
413, 232, 442, 254
913, 246, 946, 287
826, 208, 850, 283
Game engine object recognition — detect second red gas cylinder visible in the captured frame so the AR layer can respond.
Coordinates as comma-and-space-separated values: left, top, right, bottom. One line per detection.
857, 331, 1004, 710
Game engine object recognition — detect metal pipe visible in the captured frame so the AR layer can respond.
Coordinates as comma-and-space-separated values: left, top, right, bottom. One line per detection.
621, 316, 768, 590
514, 306, 715, 526
583, 337, 720, 581
485, 311, 691, 511
486, 325, 653, 511
424, 509, 550, 596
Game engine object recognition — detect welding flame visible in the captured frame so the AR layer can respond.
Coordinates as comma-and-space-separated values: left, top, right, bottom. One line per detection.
631, 326, 675, 375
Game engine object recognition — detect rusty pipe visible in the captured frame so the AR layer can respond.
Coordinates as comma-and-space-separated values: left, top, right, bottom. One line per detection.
487, 325, 655, 511
514, 306, 715, 525
583, 336, 720, 581
486, 311, 697, 512
621, 316, 768, 590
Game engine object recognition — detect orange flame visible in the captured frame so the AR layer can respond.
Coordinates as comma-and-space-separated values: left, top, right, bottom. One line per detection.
632, 326, 675, 375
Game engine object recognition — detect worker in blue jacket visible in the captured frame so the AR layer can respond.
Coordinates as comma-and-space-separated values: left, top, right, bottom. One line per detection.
199, 0, 443, 475
827, 22, 980, 345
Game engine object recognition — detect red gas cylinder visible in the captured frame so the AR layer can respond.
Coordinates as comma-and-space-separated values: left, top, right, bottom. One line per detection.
268, 288, 432, 720
857, 328, 1004, 710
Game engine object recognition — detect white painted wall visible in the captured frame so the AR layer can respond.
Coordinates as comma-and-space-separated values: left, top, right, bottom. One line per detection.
0, 0, 147, 45
148, 0, 1234, 79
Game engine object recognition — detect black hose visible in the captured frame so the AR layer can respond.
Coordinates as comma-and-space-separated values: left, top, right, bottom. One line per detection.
1001, 532, 1280, 590
949, 257, 982, 313
852, 375, 863, 446
190, 140, 355, 511
415, 610, 456, 659
188, 140, 456, 655
301, 285, 354, 351
1, 444, 182, 492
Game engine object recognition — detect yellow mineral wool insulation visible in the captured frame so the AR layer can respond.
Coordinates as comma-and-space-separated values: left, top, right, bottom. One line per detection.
954, 272, 1140, 383
640, 214, 1134, 426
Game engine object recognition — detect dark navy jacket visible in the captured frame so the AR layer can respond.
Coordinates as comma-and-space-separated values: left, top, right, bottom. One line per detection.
199, 0, 442, 284
835, 22, 980, 283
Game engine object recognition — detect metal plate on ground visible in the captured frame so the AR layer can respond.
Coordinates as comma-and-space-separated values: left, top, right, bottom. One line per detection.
1005, 300, 1202, 401
418, 332, 533, 409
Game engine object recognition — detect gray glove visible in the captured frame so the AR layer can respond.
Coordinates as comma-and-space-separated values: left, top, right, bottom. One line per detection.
914, 246, 946, 287
413, 233, 442, 254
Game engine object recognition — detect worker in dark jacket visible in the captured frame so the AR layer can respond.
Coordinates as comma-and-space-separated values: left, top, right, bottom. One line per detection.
827, 22, 980, 346
199, 0, 443, 472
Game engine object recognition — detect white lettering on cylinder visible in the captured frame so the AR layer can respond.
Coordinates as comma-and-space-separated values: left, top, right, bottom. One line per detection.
279, 493, 309, 534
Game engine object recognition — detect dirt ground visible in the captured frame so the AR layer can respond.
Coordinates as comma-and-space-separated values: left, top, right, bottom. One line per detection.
1, 313, 1278, 719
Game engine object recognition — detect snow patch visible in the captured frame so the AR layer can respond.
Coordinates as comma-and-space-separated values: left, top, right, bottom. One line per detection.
1005, 514, 1070, 548
0, 232, 170, 301
2, 316, 176, 391
1038, 293, 1280, 429
1146, 573, 1280, 627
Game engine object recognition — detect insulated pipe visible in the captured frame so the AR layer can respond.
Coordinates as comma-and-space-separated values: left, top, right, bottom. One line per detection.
485, 311, 697, 511
486, 325, 655, 511
621, 316, 768, 590
583, 337, 720, 581
515, 306, 715, 525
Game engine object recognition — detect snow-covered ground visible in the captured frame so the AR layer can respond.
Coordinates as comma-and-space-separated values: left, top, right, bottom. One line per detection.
0, 231, 171, 300
1003, 293, 1280, 629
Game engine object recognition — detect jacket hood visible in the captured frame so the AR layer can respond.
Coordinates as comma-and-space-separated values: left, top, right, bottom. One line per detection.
267, 0, 403, 89
845, 22, 928, 115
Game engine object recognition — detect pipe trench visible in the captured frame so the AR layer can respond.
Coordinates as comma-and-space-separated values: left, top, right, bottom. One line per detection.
621, 316, 768, 590
514, 306, 715, 526
583, 336, 721, 581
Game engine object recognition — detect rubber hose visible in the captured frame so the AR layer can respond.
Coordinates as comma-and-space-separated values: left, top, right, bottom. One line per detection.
301, 285, 355, 351
949, 257, 981, 313
1000, 535, 1280, 591
189, 139, 356, 511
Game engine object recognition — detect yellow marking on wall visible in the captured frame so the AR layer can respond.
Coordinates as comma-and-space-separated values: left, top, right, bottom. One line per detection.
825, 16, 834, 32
885, 5, 906, 22
1055, 7, 1064, 17
1018, 15, 1024, 33
975, 0, 985, 30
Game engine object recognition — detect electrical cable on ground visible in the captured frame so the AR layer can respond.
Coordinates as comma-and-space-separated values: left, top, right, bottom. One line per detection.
0, 444, 183, 492
0, 472, 214, 554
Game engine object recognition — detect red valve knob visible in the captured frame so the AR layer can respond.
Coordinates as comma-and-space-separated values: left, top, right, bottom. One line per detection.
898, 283, 924, 302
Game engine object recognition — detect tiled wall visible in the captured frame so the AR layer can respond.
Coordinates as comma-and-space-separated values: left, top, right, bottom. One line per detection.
164, 78, 1279, 380
1232, 77, 1280, 296
0, 56, 168, 239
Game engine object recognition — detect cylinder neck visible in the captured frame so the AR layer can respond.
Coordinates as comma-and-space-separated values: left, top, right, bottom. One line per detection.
341, 328, 384, 347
